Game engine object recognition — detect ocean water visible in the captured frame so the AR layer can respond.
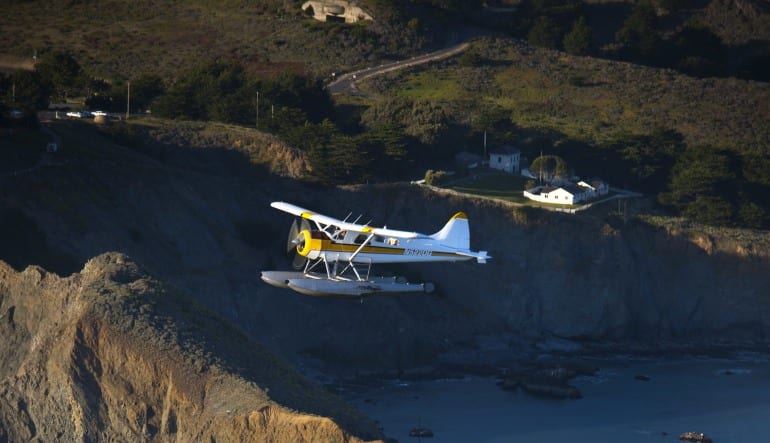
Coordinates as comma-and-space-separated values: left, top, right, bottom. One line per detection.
350, 354, 770, 443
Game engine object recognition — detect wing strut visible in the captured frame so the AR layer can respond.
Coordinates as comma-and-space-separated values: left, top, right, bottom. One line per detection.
339, 233, 375, 280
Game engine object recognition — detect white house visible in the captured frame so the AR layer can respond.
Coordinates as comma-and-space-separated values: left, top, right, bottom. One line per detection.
523, 179, 609, 205
489, 145, 520, 174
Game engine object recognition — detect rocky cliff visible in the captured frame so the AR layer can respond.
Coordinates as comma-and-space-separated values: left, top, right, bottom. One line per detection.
0, 253, 381, 442
2, 120, 769, 379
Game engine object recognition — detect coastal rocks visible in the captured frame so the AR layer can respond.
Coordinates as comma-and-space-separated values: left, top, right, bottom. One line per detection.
679, 431, 713, 442
409, 427, 434, 437
497, 360, 596, 400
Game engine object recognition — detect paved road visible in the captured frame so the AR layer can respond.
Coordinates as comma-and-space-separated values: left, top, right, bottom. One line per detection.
326, 42, 470, 96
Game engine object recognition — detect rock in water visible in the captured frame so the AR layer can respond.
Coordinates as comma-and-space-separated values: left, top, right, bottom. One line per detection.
679, 431, 713, 442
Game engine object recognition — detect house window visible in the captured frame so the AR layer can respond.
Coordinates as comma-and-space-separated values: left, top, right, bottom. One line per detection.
498, 157, 502, 163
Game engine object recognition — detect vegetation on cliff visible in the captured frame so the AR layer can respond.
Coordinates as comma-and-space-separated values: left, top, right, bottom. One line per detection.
3, 0, 769, 228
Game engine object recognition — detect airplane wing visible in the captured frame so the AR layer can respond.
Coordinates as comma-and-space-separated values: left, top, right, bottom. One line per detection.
271, 201, 424, 238
271, 201, 375, 234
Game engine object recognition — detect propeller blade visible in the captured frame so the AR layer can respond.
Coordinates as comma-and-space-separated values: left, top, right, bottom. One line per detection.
286, 219, 299, 253
292, 253, 308, 270
300, 218, 311, 233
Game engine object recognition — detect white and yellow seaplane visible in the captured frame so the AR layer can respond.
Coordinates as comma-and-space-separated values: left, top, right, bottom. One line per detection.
261, 201, 490, 298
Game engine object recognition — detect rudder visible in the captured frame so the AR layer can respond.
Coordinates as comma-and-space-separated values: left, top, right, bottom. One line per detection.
430, 212, 470, 249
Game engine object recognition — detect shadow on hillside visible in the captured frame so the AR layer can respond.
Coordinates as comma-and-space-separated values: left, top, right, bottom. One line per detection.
0, 207, 81, 276
584, 2, 633, 48
104, 121, 277, 180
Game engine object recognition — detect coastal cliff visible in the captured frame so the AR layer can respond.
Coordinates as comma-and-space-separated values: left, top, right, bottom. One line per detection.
0, 253, 381, 442
2, 121, 769, 378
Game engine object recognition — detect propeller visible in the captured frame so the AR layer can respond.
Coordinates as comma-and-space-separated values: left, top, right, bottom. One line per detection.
286, 219, 299, 253
286, 218, 311, 270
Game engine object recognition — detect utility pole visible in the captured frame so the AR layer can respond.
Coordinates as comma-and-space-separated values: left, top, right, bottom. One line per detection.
256, 91, 259, 128
483, 130, 487, 158
539, 149, 543, 184
126, 81, 130, 120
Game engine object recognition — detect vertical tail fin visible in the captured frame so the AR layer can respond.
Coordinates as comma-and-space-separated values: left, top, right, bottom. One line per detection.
430, 212, 470, 249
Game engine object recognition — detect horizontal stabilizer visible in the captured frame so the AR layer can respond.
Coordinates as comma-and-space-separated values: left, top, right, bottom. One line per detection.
456, 250, 491, 264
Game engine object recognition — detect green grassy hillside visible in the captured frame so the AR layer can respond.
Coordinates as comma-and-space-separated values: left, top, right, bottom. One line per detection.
366, 37, 769, 152
0, 0, 416, 80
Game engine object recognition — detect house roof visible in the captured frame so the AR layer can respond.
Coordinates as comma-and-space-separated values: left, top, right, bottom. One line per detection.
542, 184, 582, 196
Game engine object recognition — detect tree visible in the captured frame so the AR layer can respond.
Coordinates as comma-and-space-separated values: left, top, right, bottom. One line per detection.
658, 146, 736, 226
604, 129, 683, 193
403, 100, 449, 146
529, 154, 569, 183
528, 16, 563, 49
8, 70, 51, 110
459, 49, 482, 67
672, 24, 726, 77
615, 0, 660, 59
34, 50, 87, 99
407, 17, 420, 33
563, 16, 592, 55
130, 73, 166, 112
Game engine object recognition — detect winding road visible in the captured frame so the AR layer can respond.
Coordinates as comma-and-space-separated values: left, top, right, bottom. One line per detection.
326, 42, 470, 96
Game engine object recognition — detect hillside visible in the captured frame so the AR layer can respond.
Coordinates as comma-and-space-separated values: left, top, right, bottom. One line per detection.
4, 0, 767, 83
2, 120, 770, 376
364, 36, 770, 152
0, 0, 424, 80
0, 252, 382, 442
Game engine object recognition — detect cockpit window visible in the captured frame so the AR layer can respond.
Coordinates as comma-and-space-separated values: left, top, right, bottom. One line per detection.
354, 234, 368, 244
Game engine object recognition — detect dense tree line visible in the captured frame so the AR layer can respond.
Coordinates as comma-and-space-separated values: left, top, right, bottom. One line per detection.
550, 130, 770, 228
3, 48, 768, 229
512, 0, 766, 81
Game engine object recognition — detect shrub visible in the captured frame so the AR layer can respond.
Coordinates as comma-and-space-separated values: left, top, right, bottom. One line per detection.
563, 17, 592, 56
424, 169, 450, 186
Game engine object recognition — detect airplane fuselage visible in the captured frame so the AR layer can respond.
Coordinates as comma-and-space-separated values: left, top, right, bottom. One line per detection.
296, 229, 473, 264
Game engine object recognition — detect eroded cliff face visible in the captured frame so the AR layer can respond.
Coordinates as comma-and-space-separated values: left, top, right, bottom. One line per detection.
0, 253, 381, 442
2, 123, 769, 379
320, 186, 770, 349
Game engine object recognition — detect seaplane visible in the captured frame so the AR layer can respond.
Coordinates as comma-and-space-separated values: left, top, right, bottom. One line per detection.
261, 201, 490, 298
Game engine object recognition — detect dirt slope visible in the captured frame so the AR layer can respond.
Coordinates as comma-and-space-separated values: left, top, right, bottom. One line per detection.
0, 253, 382, 442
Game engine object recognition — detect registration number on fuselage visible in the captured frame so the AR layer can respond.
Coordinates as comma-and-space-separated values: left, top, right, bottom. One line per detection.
404, 248, 432, 256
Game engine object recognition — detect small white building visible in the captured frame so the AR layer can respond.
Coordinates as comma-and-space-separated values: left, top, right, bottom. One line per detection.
523, 179, 609, 205
302, 1, 373, 23
489, 145, 520, 174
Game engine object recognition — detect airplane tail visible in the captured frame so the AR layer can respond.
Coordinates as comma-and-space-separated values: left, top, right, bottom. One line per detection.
431, 212, 470, 250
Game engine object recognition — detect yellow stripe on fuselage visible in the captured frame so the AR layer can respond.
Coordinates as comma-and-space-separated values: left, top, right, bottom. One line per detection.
300, 239, 457, 257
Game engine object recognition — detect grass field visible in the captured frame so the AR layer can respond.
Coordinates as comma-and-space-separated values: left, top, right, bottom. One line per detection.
367, 38, 770, 153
